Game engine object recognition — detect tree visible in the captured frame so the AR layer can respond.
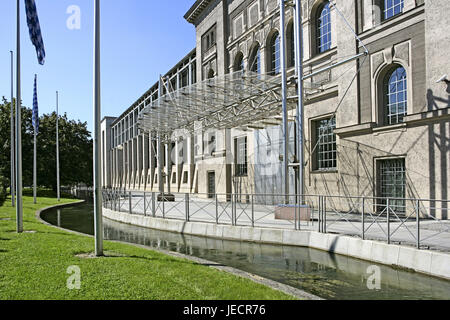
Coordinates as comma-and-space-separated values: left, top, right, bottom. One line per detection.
0, 98, 93, 191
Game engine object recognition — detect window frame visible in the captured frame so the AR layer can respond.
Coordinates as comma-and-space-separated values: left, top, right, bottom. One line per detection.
202, 25, 217, 53
249, 44, 261, 74
247, 1, 260, 28
316, 1, 332, 55
234, 136, 248, 177
382, 65, 408, 126
269, 32, 281, 75
376, 157, 406, 212
382, 0, 404, 21
312, 117, 337, 171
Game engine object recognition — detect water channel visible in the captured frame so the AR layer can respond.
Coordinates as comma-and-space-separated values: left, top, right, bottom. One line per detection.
41, 202, 450, 300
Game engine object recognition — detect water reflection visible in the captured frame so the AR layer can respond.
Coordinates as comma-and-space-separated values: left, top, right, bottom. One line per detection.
42, 203, 450, 300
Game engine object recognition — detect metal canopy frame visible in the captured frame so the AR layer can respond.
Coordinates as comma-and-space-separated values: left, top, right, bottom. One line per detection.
137, 70, 302, 139
135, 0, 369, 202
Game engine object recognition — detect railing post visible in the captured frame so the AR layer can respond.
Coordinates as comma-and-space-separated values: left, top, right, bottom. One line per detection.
387, 198, 390, 244
294, 195, 297, 231
162, 191, 165, 219
251, 194, 254, 228
143, 192, 147, 216
152, 192, 156, 217
185, 193, 190, 221
129, 191, 132, 214
361, 197, 365, 240
323, 196, 327, 233
318, 196, 322, 233
232, 193, 236, 226
416, 199, 420, 249
215, 195, 219, 224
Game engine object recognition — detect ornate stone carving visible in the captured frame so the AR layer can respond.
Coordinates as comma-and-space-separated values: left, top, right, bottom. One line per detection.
371, 51, 385, 77
393, 41, 410, 66
383, 47, 394, 65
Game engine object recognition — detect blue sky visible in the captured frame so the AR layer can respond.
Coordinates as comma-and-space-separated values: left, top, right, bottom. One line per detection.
0, 0, 196, 134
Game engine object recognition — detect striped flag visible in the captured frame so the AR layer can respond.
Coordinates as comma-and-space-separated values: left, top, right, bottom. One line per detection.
25, 0, 45, 65
32, 75, 39, 134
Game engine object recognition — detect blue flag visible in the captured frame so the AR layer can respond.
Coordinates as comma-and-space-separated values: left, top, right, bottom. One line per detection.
25, 0, 45, 65
32, 75, 39, 134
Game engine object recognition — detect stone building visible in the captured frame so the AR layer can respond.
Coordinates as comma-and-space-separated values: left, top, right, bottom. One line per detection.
101, 0, 449, 218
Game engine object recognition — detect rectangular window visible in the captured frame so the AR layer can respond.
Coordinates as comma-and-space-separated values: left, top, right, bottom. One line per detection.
248, 2, 259, 28
202, 26, 216, 52
235, 137, 248, 176
183, 171, 188, 184
234, 14, 244, 39
383, 0, 404, 20
180, 70, 189, 88
378, 158, 406, 212
314, 117, 337, 170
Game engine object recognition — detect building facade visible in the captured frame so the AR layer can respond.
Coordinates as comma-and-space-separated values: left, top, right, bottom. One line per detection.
101, 0, 449, 218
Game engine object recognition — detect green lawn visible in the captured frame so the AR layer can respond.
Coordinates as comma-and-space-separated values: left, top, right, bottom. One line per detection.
0, 191, 295, 300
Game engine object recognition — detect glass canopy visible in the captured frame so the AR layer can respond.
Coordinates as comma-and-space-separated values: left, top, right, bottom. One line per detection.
137, 71, 306, 138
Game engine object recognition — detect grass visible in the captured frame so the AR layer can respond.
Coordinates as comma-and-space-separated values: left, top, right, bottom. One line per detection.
0, 190, 296, 300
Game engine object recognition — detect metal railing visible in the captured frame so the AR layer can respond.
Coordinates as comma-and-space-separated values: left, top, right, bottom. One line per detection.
101, 188, 449, 251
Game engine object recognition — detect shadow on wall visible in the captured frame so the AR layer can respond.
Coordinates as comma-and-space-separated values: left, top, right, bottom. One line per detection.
425, 87, 449, 219
428, 121, 449, 219
427, 86, 450, 111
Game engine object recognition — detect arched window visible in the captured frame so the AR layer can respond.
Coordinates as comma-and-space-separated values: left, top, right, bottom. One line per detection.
235, 52, 244, 71
384, 66, 407, 125
207, 69, 215, 79
316, 1, 331, 54
249, 44, 261, 74
383, 0, 404, 20
270, 32, 281, 75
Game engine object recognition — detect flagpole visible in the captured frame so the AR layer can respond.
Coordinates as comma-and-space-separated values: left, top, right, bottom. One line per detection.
294, 0, 305, 202
16, 0, 23, 233
33, 128, 36, 204
93, 0, 103, 256
33, 78, 37, 205
10, 50, 15, 208
56, 91, 60, 201
280, 0, 289, 203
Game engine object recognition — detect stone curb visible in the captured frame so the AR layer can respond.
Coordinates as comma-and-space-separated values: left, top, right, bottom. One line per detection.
103, 208, 450, 281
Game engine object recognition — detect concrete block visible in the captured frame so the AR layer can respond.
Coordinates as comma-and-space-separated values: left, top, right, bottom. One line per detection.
241, 226, 264, 243
191, 222, 208, 236
282, 230, 310, 247
214, 224, 225, 239
398, 246, 432, 274
205, 223, 219, 238
346, 238, 373, 262
182, 221, 193, 235
309, 232, 329, 251
222, 225, 242, 240
370, 241, 400, 265
328, 235, 349, 256
260, 228, 283, 244
430, 252, 450, 280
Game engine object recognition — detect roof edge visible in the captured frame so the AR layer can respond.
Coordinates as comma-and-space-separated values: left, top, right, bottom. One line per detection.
184, 0, 213, 24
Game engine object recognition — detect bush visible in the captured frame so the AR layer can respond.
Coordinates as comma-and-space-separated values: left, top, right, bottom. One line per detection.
0, 175, 8, 203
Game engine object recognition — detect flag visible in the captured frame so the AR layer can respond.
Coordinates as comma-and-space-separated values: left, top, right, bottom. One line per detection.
24, 0, 45, 65
32, 75, 39, 134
